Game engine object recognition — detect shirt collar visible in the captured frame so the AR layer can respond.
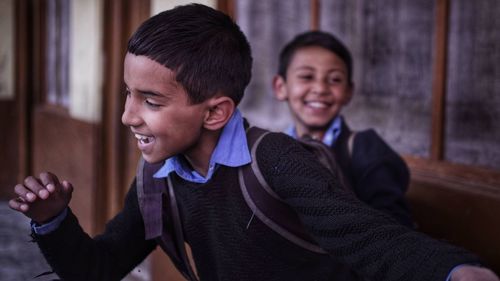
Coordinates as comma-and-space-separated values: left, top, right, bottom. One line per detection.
285, 115, 343, 146
153, 109, 251, 183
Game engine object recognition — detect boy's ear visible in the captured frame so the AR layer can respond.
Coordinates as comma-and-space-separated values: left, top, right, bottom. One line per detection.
204, 96, 235, 131
273, 75, 288, 101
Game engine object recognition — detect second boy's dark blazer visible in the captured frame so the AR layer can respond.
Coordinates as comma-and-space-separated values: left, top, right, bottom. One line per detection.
333, 118, 413, 227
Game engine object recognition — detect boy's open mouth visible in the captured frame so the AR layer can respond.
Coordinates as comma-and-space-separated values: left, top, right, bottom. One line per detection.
134, 133, 154, 144
304, 100, 332, 109
305, 101, 329, 109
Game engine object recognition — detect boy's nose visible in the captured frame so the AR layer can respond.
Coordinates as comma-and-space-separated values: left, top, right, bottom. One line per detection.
121, 99, 142, 127
311, 80, 329, 95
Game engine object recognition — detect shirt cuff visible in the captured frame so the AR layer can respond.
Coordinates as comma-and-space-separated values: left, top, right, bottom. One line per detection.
31, 208, 68, 235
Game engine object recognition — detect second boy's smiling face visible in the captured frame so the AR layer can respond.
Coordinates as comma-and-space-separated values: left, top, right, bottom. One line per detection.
121, 53, 211, 164
274, 46, 353, 138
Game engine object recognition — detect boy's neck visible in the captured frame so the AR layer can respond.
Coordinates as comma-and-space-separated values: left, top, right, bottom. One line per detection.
183, 129, 222, 177
296, 126, 325, 141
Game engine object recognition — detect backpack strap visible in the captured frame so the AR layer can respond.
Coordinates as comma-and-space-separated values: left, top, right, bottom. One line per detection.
239, 127, 327, 254
166, 176, 200, 281
136, 158, 198, 281
300, 135, 354, 194
348, 131, 357, 158
136, 157, 164, 239
300, 135, 339, 171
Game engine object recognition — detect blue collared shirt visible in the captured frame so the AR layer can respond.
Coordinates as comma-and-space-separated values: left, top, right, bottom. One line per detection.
285, 115, 342, 146
153, 109, 251, 183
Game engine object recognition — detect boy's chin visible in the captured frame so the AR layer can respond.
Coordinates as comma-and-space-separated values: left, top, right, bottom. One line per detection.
304, 121, 332, 132
141, 154, 168, 165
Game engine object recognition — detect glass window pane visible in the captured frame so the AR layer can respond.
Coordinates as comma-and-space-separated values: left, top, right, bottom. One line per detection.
46, 0, 70, 107
445, 0, 500, 169
320, 0, 435, 157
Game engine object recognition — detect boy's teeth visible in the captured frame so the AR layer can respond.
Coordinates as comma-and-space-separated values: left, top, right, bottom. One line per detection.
307, 101, 327, 108
134, 134, 152, 144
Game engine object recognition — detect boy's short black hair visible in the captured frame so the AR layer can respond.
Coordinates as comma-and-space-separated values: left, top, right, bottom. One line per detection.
127, 4, 252, 105
278, 31, 353, 85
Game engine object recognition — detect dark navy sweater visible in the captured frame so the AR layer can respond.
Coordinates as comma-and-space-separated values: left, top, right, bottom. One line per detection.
35, 131, 479, 280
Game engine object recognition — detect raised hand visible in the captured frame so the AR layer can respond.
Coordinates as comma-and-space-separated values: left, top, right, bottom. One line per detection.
9, 172, 73, 224
451, 265, 500, 281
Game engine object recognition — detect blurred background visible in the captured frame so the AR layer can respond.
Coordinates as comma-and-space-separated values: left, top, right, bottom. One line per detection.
0, 0, 499, 280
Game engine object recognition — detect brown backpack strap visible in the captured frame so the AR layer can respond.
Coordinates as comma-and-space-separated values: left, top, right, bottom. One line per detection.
347, 131, 357, 158
136, 157, 164, 239
166, 176, 200, 281
136, 158, 198, 280
299, 136, 354, 194
239, 127, 327, 254
299, 135, 342, 177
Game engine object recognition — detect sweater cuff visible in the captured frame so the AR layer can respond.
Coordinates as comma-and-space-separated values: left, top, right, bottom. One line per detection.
31, 208, 68, 235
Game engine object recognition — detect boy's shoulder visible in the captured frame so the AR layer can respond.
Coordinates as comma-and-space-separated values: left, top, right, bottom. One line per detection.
352, 129, 398, 157
248, 127, 337, 178
350, 128, 409, 181
247, 127, 304, 157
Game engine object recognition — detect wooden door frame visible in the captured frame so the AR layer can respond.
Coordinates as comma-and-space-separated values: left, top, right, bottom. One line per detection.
2, 0, 48, 198
98, 0, 151, 231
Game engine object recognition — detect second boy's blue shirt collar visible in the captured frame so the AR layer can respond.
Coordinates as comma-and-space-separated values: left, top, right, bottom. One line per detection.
153, 109, 251, 183
285, 115, 342, 146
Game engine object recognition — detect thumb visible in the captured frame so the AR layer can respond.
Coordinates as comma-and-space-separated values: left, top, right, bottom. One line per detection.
61, 180, 74, 197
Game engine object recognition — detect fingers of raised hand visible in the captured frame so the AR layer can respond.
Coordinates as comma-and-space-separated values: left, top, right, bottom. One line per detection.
61, 180, 74, 196
39, 172, 60, 194
8, 196, 29, 212
14, 183, 38, 202
22, 176, 49, 199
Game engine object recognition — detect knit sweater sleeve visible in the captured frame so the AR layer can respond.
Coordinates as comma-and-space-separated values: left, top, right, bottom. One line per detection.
34, 180, 157, 281
255, 132, 480, 281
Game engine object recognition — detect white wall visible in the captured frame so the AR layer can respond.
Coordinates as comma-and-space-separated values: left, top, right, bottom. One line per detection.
67, 0, 216, 122
69, 0, 103, 122
68, 0, 215, 122
0, 0, 14, 100
151, 0, 215, 15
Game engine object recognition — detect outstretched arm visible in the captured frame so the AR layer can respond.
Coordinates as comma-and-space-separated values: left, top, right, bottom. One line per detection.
257, 132, 497, 281
10, 174, 156, 280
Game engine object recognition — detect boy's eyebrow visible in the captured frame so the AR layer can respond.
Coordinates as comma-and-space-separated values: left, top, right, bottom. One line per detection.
138, 90, 163, 97
292, 65, 346, 74
292, 66, 315, 71
129, 87, 167, 98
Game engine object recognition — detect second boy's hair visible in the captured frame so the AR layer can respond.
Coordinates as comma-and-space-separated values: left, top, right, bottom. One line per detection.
127, 4, 252, 105
278, 31, 353, 86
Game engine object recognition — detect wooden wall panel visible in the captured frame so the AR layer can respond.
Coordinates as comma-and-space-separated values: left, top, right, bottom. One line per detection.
100, 0, 150, 230
319, 0, 435, 158
0, 101, 19, 199
236, 0, 311, 130
32, 106, 99, 233
444, 0, 500, 170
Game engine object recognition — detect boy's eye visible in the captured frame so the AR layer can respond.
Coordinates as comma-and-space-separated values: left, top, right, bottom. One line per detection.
145, 99, 161, 108
328, 76, 343, 84
298, 75, 313, 80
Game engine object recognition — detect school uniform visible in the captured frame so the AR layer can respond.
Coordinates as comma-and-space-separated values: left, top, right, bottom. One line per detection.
33, 110, 479, 281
